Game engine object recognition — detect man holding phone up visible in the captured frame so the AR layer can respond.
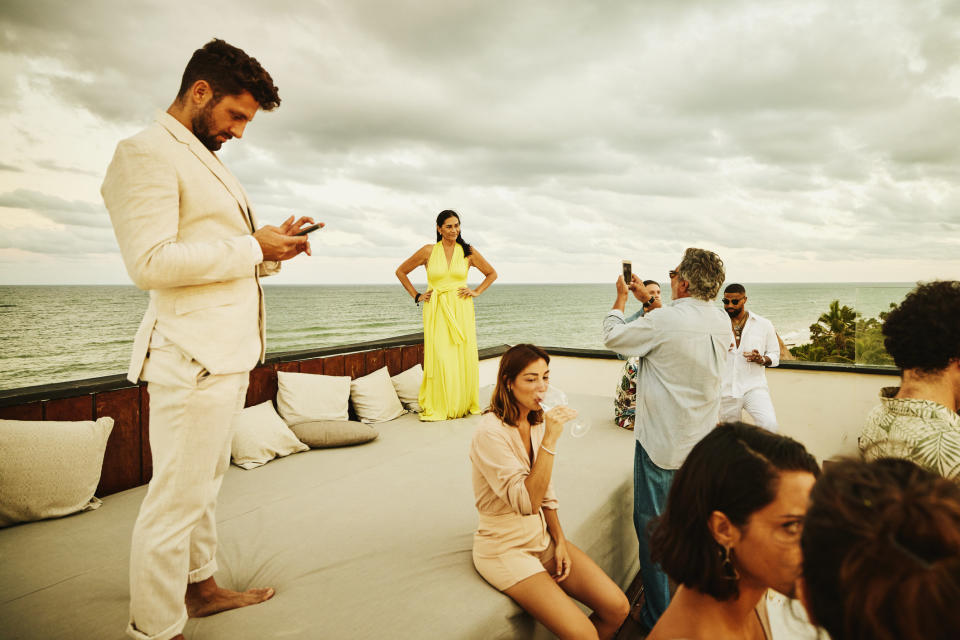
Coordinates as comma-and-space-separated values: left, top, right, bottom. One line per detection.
102, 39, 319, 640
602, 248, 732, 631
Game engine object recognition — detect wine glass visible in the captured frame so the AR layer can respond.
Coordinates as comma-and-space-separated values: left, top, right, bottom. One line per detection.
539, 385, 590, 437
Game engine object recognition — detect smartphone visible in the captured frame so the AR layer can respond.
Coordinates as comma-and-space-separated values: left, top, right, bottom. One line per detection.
295, 223, 323, 236
622, 260, 632, 283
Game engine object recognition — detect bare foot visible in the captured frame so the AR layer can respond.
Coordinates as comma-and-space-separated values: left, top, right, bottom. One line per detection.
185, 576, 275, 618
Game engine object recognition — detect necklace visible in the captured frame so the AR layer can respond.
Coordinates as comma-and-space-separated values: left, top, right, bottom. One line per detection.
732, 314, 747, 339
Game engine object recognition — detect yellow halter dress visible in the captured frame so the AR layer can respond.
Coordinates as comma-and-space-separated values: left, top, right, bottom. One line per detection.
419, 242, 481, 421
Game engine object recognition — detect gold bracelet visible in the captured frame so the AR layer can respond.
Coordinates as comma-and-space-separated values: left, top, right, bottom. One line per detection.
540, 444, 557, 456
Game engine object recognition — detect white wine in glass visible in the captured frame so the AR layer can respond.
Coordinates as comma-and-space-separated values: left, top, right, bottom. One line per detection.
539, 386, 591, 438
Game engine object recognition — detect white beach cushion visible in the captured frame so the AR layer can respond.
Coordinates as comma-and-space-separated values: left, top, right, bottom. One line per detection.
391, 364, 423, 413
277, 371, 351, 424
0, 417, 114, 528
231, 401, 309, 470
290, 419, 379, 448
351, 367, 406, 424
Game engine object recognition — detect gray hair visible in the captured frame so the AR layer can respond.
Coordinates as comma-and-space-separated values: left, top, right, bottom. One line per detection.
677, 248, 725, 301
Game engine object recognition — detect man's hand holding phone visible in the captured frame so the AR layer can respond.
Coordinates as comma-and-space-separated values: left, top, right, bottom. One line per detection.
254, 216, 323, 261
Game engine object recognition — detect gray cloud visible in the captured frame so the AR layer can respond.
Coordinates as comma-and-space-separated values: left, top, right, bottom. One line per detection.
0, 225, 117, 255
0, 0, 958, 281
0, 189, 111, 228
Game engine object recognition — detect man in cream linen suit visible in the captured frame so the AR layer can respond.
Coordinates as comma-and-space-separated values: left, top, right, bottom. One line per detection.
102, 39, 318, 640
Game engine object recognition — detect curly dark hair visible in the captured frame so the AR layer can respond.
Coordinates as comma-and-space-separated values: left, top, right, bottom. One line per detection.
649, 422, 819, 601
882, 280, 960, 373
177, 39, 280, 110
801, 458, 960, 640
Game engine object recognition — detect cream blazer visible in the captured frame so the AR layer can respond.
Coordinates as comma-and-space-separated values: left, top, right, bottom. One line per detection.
102, 111, 280, 382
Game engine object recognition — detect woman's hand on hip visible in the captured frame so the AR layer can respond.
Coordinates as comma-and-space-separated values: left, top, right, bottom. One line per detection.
552, 539, 572, 582
457, 287, 478, 298
420, 289, 433, 303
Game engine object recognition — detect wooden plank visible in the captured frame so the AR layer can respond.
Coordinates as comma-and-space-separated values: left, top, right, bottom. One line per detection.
344, 352, 365, 379
246, 364, 277, 408
95, 387, 141, 496
416, 343, 424, 365
277, 361, 300, 373
0, 402, 42, 420
323, 354, 345, 377
384, 347, 404, 376
43, 395, 94, 421
401, 345, 420, 372
365, 350, 385, 376
299, 358, 324, 375
140, 385, 152, 484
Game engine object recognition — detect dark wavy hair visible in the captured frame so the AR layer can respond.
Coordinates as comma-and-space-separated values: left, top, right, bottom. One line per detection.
882, 280, 960, 373
801, 458, 960, 640
177, 39, 280, 110
485, 344, 547, 428
435, 210, 473, 257
650, 422, 819, 600
724, 283, 746, 295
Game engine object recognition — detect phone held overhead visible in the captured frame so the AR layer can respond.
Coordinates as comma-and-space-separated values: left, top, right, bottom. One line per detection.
622, 260, 631, 283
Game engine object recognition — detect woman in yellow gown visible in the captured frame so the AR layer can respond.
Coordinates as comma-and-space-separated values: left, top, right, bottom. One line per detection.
396, 210, 497, 421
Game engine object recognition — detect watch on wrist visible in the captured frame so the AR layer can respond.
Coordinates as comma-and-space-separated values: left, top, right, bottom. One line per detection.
414, 293, 421, 304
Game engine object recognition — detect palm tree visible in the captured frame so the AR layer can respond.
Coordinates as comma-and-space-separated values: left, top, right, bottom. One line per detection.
809, 300, 858, 359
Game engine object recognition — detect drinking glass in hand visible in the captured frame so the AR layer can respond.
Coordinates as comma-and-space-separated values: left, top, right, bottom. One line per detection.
539, 386, 591, 437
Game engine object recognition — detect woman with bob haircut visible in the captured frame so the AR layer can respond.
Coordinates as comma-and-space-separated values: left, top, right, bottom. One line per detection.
799, 457, 960, 640
396, 209, 497, 421
646, 422, 819, 640
469, 344, 629, 639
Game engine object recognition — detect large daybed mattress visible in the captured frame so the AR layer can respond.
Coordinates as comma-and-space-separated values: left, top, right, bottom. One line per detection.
0, 392, 638, 639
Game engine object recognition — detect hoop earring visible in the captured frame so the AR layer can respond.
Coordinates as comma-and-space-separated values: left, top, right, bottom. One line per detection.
721, 546, 740, 581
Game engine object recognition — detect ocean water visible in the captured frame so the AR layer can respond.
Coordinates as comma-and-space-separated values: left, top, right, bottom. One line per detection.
0, 283, 912, 391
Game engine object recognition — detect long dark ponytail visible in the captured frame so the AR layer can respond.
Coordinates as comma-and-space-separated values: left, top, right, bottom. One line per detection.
436, 209, 472, 257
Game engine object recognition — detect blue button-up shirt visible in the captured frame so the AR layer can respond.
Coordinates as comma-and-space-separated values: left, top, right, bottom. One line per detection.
603, 297, 733, 469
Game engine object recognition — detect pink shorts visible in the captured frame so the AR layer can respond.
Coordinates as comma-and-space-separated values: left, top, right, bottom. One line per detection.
472, 510, 557, 591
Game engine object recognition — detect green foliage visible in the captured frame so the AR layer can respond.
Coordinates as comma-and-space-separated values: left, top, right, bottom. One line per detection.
789, 301, 896, 366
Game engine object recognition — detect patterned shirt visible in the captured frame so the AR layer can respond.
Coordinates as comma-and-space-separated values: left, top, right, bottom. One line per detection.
859, 386, 960, 480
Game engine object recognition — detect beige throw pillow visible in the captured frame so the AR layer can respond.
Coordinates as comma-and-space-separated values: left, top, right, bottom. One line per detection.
277, 371, 351, 425
351, 366, 406, 424
391, 364, 423, 413
0, 417, 114, 528
231, 401, 309, 470
290, 420, 379, 448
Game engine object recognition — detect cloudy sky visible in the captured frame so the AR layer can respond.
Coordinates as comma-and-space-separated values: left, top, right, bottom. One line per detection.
1, 0, 958, 285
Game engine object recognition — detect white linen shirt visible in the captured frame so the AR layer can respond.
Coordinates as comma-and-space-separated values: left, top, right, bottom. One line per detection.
723, 312, 780, 397
602, 297, 733, 470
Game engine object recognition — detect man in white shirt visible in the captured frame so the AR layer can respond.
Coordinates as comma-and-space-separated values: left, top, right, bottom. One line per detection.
602, 248, 732, 631
719, 284, 780, 431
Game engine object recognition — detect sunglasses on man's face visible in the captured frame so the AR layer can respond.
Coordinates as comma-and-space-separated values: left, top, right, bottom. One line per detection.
722, 298, 743, 305
669, 270, 679, 279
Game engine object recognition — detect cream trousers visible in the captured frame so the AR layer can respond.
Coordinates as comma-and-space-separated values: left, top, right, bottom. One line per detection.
720, 387, 779, 431
127, 335, 248, 640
